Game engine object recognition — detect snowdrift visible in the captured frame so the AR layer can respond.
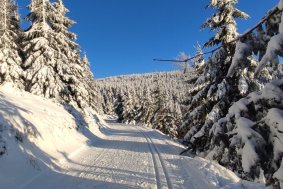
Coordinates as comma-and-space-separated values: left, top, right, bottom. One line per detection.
0, 83, 103, 188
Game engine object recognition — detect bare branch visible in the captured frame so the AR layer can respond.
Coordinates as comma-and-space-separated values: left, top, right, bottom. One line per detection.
154, 6, 280, 63
153, 59, 187, 63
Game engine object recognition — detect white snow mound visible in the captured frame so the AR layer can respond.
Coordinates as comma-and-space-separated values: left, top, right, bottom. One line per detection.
0, 83, 102, 188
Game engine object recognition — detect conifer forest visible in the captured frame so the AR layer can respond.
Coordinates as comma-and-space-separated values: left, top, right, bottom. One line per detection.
0, 0, 283, 188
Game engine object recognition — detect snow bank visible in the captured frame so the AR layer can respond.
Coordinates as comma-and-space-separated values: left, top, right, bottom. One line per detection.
183, 157, 264, 189
0, 83, 103, 188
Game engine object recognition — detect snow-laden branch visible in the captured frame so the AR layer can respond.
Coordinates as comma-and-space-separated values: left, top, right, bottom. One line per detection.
154, 6, 280, 63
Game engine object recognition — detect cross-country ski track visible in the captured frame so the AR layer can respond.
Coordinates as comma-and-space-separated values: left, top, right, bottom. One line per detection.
20, 120, 260, 189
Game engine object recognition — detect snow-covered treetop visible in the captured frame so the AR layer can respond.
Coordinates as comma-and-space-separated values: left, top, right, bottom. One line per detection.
82, 53, 90, 66
202, 0, 249, 48
0, 0, 23, 86
26, 0, 53, 29
51, 0, 77, 40
0, 0, 20, 48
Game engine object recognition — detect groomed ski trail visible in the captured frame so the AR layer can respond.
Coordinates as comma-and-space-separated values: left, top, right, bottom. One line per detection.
20, 121, 251, 189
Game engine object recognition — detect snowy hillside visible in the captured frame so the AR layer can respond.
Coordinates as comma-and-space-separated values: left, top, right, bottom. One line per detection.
96, 71, 196, 138
96, 71, 194, 114
0, 83, 103, 188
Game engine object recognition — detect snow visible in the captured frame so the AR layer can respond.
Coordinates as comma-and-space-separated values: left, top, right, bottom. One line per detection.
228, 98, 249, 119
266, 108, 283, 133
230, 118, 260, 173
20, 122, 262, 189
227, 41, 251, 78
242, 140, 258, 173
0, 83, 101, 188
264, 108, 283, 161
255, 9, 283, 75
0, 84, 263, 189
207, 106, 221, 123
249, 81, 283, 104
216, 79, 228, 99
235, 118, 255, 142
238, 74, 249, 95
274, 160, 283, 188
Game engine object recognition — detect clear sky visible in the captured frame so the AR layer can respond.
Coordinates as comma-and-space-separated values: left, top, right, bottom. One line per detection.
18, 0, 278, 79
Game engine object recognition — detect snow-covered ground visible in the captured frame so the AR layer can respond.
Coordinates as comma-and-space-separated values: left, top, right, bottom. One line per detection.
0, 83, 102, 188
20, 122, 264, 189
0, 84, 264, 189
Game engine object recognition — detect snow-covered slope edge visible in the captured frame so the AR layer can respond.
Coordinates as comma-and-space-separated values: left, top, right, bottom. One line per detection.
182, 156, 264, 189
0, 83, 103, 188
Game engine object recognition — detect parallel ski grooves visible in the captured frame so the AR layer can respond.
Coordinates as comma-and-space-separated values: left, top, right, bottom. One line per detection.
137, 127, 173, 189
143, 131, 163, 189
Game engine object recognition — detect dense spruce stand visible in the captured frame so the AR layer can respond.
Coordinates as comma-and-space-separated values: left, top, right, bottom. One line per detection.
0, 0, 283, 188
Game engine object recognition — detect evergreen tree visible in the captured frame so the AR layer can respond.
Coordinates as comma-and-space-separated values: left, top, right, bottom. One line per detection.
192, 44, 205, 76
138, 88, 154, 126
22, 0, 64, 98
202, 0, 249, 49
216, 3, 283, 186
182, 0, 250, 146
81, 53, 103, 114
151, 83, 180, 138
114, 92, 125, 122
122, 90, 141, 124
141, 77, 181, 137
22, 0, 94, 111
142, 88, 156, 127
0, 0, 23, 86
183, 1, 283, 187
50, 0, 91, 110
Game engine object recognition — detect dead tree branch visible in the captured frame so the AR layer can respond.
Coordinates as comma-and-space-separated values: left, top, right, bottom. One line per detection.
154, 6, 280, 63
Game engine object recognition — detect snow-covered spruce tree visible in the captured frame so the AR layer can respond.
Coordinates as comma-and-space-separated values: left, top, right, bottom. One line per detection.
202, 0, 249, 50
210, 2, 283, 186
81, 53, 103, 114
113, 87, 144, 125
183, 1, 283, 187
151, 81, 181, 138
100, 87, 116, 115
120, 90, 142, 124
114, 91, 125, 122
22, 0, 95, 112
0, 0, 23, 86
147, 78, 181, 137
50, 0, 93, 110
138, 88, 156, 126
211, 79, 283, 188
182, 0, 250, 146
192, 44, 205, 76
209, 80, 283, 187
22, 0, 65, 98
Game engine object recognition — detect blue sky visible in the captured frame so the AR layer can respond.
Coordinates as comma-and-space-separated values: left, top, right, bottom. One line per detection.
18, 0, 278, 78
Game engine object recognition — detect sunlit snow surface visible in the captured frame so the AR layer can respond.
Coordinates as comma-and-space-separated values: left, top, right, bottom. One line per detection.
0, 84, 263, 189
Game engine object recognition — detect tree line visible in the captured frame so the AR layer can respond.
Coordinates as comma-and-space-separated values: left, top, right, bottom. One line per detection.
0, 0, 99, 115
96, 71, 196, 138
